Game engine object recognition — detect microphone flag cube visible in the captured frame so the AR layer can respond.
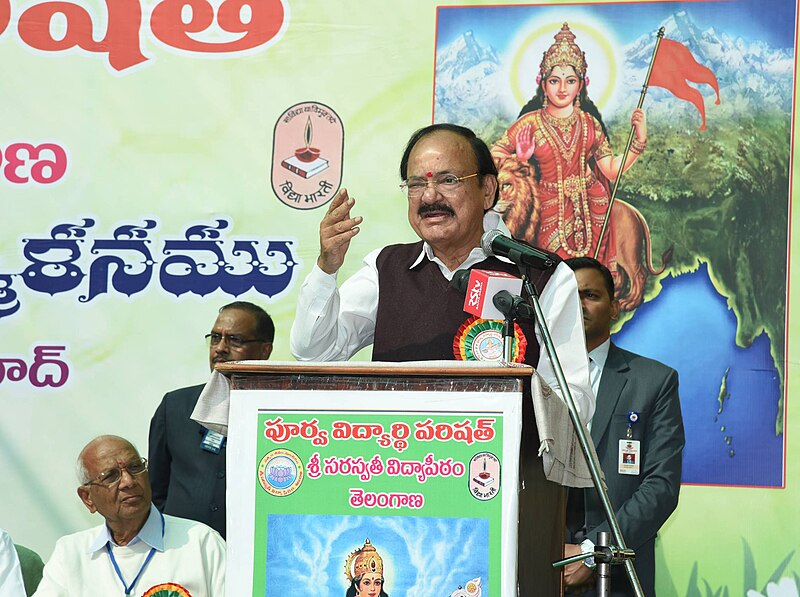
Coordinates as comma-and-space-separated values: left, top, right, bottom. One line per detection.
462, 269, 523, 320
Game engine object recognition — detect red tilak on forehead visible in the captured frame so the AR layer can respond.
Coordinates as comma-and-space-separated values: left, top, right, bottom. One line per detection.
426, 171, 433, 178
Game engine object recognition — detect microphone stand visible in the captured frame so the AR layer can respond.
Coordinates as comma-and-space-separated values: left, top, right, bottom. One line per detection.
502, 316, 515, 363
520, 270, 644, 597
551, 531, 635, 597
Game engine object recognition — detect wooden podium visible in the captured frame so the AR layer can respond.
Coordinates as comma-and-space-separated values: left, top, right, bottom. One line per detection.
217, 361, 565, 597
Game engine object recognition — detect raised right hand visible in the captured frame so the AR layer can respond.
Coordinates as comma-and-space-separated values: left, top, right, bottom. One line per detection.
317, 188, 363, 275
515, 124, 535, 162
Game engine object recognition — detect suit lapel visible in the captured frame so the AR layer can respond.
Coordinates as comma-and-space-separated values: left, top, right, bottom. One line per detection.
591, 343, 630, 445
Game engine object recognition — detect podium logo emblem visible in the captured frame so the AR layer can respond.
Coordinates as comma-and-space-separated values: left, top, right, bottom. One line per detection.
258, 448, 304, 496
468, 452, 501, 501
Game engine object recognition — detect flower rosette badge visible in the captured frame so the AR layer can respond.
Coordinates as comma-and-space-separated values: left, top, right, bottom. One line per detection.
453, 316, 527, 362
258, 448, 304, 497
142, 583, 192, 597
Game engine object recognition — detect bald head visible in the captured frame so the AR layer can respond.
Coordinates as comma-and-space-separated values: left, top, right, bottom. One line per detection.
77, 435, 137, 484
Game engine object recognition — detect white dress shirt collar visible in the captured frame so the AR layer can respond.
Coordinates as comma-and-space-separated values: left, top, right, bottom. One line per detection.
87, 503, 165, 553
588, 337, 611, 371
588, 338, 611, 398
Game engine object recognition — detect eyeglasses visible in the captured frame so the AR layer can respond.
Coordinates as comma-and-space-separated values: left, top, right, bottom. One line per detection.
400, 173, 479, 199
83, 457, 148, 488
205, 332, 267, 349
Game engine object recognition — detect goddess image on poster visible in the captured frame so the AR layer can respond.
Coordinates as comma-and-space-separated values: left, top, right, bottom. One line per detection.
492, 23, 659, 309
345, 539, 390, 597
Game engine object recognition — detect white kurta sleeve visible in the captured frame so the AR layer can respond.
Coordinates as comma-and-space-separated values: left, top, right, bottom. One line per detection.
289, 250, 381, 361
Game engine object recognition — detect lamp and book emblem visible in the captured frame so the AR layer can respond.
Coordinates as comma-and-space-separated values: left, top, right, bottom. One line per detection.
469, 451, 501, 501
272, 101, 343, 210
280, 115, 330, 179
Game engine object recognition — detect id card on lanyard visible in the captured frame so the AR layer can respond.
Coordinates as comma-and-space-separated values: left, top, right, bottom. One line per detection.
618, 411, 640, 475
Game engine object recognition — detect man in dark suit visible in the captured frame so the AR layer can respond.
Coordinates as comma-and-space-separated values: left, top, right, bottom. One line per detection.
148, 301, 274, 538
563, 257, 684, 596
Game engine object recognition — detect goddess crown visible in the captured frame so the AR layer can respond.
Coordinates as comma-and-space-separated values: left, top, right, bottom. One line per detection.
540, 23, 587, 78
345, 538, 384, 582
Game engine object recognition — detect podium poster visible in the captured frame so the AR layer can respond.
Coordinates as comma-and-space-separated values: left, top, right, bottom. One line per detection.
227, 387, 523, 596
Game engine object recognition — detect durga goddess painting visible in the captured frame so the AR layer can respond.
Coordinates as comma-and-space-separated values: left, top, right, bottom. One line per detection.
491, 23, 667, 310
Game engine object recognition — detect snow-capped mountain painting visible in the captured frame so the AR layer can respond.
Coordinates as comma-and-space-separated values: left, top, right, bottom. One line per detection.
435, 9, 794, 132
435, 31, 511, 129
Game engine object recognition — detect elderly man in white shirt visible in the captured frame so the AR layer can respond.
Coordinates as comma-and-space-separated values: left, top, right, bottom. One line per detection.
34, 435, 225, 597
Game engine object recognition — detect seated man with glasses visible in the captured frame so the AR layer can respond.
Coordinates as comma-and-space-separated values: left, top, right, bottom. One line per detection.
34, 435, 225, 596
290, 123, 594, 594
148, 301, 274, 539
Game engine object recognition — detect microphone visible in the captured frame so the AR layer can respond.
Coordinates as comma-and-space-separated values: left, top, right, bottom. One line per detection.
451, 269, 524, 320
450, 269, 471, 294
481, 229, 556, 270
493, 290, 536, 321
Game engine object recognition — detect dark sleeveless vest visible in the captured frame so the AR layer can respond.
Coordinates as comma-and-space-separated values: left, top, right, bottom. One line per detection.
372, 241, 557, 365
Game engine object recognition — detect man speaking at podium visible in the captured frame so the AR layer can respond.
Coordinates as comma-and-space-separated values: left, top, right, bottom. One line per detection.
290, 123, 593, 424
290, 123, 595, 594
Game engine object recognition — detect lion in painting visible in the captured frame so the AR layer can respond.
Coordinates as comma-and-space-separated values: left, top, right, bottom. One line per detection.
494, 156, 670, 310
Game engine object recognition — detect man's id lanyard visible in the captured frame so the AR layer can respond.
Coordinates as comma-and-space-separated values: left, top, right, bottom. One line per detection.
105, 510, 165, 595
618, 411, 641, 475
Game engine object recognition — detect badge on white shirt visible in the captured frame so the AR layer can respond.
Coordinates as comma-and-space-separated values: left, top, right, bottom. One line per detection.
618, 439, 641, 475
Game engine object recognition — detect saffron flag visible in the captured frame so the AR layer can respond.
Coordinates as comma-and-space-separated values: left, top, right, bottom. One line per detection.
649, 38, 721, 130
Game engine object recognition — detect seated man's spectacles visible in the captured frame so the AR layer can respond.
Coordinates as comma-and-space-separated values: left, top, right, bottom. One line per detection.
400, 173, 479, 198
83, 457, 148, 488
205, 332, 267, 349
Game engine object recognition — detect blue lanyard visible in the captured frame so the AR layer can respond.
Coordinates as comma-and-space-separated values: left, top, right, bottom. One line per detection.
105, 511, 165, 595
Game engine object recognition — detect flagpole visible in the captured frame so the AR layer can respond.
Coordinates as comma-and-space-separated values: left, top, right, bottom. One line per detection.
593, 26, 665, 259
